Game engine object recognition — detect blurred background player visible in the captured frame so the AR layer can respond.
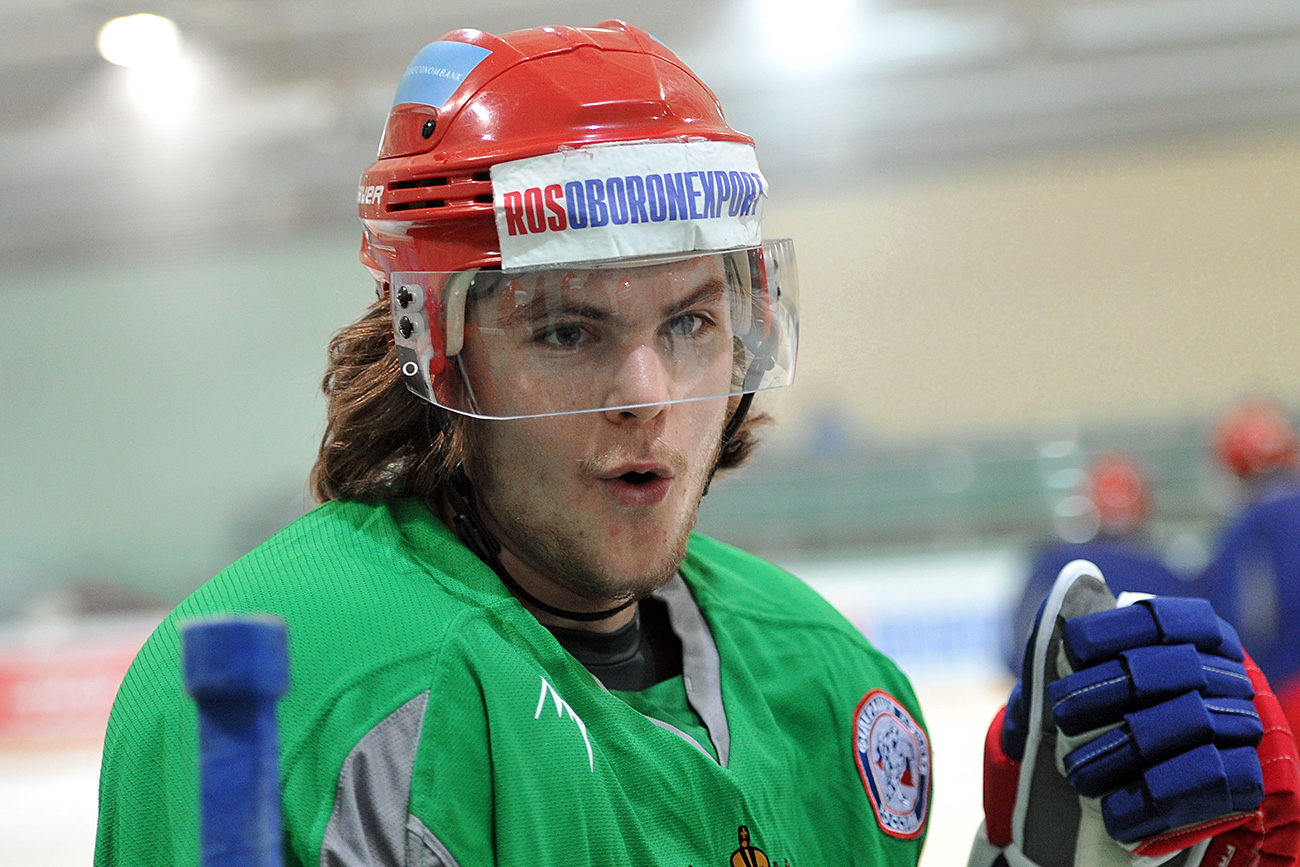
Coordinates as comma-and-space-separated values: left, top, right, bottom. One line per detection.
1200, 398, 1300, 736
1003, 452, 1189, 675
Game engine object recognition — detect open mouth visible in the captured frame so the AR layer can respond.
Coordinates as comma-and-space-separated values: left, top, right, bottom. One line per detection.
600, 464, 673, 506
619, 470, 661, 485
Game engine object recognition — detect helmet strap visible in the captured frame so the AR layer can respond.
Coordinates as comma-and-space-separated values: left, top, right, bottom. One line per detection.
702, 391, 755, 497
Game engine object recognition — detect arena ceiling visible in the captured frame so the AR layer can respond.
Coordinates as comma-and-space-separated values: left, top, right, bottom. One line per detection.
6, 0, 1300, 262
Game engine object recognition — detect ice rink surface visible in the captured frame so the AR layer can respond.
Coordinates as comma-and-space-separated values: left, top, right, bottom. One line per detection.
1, 746, 103, 867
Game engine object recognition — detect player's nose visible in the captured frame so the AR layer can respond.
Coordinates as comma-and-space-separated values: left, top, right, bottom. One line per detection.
602, 343, 670, 423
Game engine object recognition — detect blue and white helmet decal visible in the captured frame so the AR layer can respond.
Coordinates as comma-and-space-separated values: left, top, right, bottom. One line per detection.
853, 689, 931, 840
392, 40, 492, 108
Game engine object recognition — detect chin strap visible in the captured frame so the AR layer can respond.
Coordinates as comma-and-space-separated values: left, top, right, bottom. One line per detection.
425, 405, 637, 623
702, 391, 754, 497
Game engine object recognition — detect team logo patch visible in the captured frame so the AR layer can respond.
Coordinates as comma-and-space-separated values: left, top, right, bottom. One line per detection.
853, 689, 930, 839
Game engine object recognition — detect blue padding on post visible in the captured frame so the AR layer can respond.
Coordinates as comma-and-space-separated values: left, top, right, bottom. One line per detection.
185, 618, 289, 699
183, 617, 289, 867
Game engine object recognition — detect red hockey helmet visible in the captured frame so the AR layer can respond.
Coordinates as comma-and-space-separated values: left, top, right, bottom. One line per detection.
356, 21, 798, 419
1086, 453, 1149, 536
1213, 399, 1299, 479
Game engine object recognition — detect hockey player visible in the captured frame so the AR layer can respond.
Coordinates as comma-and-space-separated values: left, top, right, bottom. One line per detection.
1200, 399, 1300, 737
94, 21, 1299, 867
1004, 453, 1191, 676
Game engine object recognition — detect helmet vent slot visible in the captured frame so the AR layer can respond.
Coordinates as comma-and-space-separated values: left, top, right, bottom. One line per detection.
390, 176, 450, 190
377, 171, 494, 217
390, 199, 447, 211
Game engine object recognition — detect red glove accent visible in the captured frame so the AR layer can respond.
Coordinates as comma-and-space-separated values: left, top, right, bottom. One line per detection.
1195, 653, 1300, 867
983, 705, 1020, 848
1278, 676, 1300, 751
1133, 814, 1259, 859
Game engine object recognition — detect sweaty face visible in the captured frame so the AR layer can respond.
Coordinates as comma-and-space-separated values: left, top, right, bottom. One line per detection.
457, 255, 741, 418
459, 256, 736, 608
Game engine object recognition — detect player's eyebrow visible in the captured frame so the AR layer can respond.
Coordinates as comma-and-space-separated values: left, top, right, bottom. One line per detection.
660, 277, 727, 320
494, 273, 727, 328
500, 288, 614, 328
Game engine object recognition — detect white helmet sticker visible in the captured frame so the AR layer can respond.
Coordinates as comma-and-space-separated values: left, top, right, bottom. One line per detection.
491, 140, 766, 271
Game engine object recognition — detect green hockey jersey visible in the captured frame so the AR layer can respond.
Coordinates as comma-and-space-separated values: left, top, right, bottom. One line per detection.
96, 498, 930, 866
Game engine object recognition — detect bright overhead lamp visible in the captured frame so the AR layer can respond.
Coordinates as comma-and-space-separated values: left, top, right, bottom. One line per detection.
755, 0, 857, 73
96, 13, 182, 68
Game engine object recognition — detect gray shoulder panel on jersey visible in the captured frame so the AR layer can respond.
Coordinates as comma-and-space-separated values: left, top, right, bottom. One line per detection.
320, 690, 456, 867
405, 814, 463, 867
654, 574, 730, 767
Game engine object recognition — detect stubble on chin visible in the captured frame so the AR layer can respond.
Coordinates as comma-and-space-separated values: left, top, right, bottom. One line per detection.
466, 428, 720, 609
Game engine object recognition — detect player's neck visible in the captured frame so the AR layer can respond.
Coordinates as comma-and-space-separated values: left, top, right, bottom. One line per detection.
493, 545, 639, 634
428, 483, 639, 633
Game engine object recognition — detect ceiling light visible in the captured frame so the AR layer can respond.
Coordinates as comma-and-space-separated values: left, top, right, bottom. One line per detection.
97, 14, 182, 69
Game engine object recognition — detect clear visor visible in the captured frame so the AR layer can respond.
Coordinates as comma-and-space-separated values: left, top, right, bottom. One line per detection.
389, 239, 798, 420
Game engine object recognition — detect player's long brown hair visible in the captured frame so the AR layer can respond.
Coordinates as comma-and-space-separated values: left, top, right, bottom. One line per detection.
309, 298, 768, 503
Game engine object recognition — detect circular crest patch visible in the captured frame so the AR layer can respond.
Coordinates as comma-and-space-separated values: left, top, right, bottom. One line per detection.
852, 689, 930, 839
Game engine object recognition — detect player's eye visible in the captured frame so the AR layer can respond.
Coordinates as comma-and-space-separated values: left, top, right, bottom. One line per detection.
537, 323, 586, 349
666, 313, 706, 338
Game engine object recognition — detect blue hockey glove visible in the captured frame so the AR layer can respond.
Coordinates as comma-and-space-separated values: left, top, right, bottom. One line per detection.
969, 561, 1272, 867
1048, 597, 1265, 843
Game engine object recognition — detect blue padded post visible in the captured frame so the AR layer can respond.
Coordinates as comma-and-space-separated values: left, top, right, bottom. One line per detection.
183, 617, 289, 867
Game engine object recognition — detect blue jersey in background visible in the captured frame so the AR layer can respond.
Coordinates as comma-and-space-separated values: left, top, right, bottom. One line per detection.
1003, 537, 1193, 677
1199, 480, 1300, 689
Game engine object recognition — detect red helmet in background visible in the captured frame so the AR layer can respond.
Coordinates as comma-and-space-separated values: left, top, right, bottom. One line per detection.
1087, 453, 1149, 536
1213, 399, 1299, 479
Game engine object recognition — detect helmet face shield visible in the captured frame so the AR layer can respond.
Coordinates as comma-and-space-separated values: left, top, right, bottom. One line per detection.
390, 239, 797, 420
